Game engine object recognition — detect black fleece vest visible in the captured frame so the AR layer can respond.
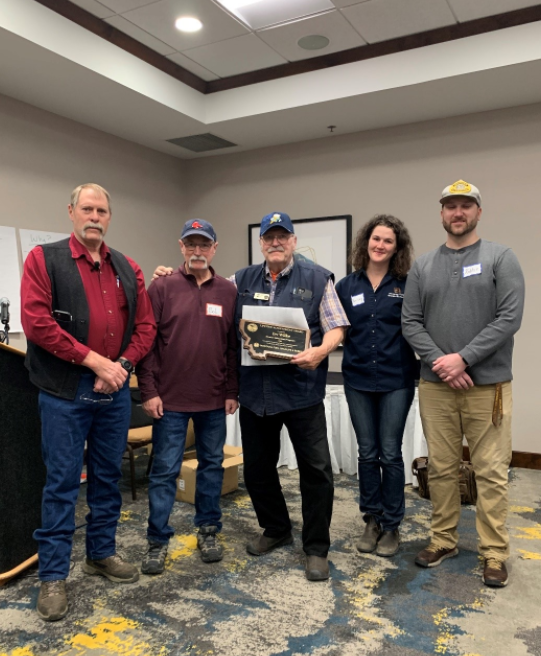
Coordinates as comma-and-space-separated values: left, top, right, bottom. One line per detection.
25, 238, 137, 400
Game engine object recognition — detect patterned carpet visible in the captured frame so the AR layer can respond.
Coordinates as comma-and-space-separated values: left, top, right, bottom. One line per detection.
1, 456, 540, 656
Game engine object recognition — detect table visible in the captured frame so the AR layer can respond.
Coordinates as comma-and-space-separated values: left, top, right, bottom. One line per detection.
226, 385, 428, 485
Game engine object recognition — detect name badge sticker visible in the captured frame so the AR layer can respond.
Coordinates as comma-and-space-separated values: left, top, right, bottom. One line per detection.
351, 293, 365, 306
254, 293, 270, 301
206, 303, 223, 317
463, 263, 482, 278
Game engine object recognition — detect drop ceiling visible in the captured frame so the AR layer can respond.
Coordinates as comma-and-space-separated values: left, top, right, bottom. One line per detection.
1, 0, 541, 158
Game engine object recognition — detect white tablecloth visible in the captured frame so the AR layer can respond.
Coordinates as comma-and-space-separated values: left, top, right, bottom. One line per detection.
226, 386, 428, 485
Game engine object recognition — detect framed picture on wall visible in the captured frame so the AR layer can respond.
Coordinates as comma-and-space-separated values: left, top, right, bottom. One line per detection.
248, 214, 352, 283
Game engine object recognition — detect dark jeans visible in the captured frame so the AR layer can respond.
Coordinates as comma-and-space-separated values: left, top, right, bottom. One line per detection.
344, 385, 414, 531
35, 373, 131, 581
239, 402, 334, 557
147, 408, 227, 544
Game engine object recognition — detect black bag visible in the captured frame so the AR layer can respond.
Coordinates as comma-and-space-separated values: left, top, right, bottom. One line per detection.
412, 457, 477, 505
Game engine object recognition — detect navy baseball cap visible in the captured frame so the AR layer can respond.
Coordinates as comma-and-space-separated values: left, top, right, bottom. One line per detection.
260, 212, 294, 236
181, 219, 217, 242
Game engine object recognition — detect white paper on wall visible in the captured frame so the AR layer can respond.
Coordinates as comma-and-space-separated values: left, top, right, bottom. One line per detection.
0, 226, 23, 333
19, 229, 70, 262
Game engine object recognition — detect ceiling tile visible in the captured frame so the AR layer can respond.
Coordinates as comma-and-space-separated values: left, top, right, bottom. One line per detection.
258, 11, 366, 62
105, 15, 177, 55
447, 0, 541, 22
183, 34, 287, 77
121, 0, 249, 51
331, 0, 371, 7
68, 0, 116, 18
166, 52, 220, 80
99, 0, 161, 12
341, 0, 456, 43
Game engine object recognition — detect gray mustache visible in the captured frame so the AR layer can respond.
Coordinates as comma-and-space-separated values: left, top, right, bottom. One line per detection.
83, 223, 104, 233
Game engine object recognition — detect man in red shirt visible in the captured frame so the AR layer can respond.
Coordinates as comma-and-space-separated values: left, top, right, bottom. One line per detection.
136, 219, 238, 574
21, 183, 156, 622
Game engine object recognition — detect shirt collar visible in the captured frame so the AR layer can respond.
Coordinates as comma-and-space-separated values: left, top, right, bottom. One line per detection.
264, 257, 294, 280
69, 233, 110, 264
180, 262, 216, 281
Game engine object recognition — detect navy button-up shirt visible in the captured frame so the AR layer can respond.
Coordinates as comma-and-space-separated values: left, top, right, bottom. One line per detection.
336, 269, 418, 392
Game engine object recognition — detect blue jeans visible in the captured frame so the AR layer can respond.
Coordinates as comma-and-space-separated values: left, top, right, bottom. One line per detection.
35, 373, 130, 581
147, 408, 226, 544
344, 385, 414, 531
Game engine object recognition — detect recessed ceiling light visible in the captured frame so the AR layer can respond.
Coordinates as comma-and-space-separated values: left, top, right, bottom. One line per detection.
175, 16, 203, 32
298, 35, 330, 50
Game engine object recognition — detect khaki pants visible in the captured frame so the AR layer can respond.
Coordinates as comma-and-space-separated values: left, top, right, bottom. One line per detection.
418, 379, 512, 561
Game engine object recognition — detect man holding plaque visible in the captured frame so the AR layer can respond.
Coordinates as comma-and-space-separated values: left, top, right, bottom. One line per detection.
235, 212, 349, 581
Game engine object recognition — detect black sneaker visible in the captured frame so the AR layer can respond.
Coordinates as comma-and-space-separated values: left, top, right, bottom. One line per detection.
141, 541, 168, 575
197, 526, 223, 563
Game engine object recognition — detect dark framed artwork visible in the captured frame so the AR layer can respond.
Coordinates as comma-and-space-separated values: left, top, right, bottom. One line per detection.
248, 215, 352, 283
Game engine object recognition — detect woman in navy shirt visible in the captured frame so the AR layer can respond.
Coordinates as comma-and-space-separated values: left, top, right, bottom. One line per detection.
336, 215, 417, 557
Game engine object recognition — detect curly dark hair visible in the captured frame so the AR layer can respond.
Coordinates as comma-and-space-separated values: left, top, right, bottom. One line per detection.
351, 214, 413, 279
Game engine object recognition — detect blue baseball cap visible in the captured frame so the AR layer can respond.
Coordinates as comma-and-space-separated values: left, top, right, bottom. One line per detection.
260, 212, 294, 236
181, 219, 217, 242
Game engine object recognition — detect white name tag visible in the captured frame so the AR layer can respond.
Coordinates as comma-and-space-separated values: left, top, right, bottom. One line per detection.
206, 303, 223, 317
351, 293, 365, 306
463, 263, 482, 278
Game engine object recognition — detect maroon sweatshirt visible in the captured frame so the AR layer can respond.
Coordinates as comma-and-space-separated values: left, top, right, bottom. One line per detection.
136, 265, 238, 412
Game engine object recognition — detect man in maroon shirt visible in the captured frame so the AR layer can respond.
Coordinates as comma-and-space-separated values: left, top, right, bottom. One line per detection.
21, 183, 156, 622
136, 219, 238, 574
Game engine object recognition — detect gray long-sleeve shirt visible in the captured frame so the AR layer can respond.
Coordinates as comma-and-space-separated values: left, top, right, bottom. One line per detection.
401, 239, 525, 385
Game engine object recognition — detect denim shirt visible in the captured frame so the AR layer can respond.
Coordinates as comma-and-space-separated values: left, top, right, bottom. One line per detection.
336, 269, 418, 392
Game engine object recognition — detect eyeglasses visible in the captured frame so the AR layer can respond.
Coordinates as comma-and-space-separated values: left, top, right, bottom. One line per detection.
80, 392, 113, 404
261, 233, 292, 244
182, 242, 214, 252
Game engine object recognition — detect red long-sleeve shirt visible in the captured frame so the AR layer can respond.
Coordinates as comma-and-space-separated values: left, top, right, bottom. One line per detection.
21, 234, 156, 366
136, 265, 238, 412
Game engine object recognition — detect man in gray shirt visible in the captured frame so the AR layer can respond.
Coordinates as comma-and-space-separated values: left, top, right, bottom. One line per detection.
402, 180, 525, 587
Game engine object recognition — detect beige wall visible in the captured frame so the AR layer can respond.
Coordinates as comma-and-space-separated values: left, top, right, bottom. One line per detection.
1, 91, 538, 451
185, 103, 541, 453
0, 93, 186, 351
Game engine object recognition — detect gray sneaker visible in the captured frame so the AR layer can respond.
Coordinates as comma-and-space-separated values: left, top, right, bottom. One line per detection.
83, 554, 139, 583
141, 541, 168, 575
37, 580, 68, 621
356, 515, 381, 553
197, 526, 223, 563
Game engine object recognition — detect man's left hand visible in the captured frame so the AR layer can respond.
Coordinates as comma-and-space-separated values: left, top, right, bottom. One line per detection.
291, 346, 326, 370
432, 353, 466, 382
225, 399, 239, 415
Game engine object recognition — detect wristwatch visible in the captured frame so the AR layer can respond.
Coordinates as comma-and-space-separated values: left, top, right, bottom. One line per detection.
117, 357, 134, 373
461, 356, 469, 366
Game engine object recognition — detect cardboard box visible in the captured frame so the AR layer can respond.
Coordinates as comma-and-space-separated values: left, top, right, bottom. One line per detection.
175, 445, 243, 504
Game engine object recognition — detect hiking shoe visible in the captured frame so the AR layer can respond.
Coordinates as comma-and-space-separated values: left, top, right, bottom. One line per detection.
246, 532, 293, 556
83, 554, 139, 583
305, 556, 330, 581
141, 541, 168, 575
483, 558, 508, 587
376, 529, 400, 557
37, 580, 68, 621
415, 544, 459, 568
356, 515, 381, 553
197, 526, 223, 563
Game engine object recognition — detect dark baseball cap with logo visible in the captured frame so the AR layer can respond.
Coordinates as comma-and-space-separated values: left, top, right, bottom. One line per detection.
260, 212, 295, 236
181, 219, 217, 241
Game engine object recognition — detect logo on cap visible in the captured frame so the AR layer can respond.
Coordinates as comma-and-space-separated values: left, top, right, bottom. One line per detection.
191, 221, 203, 229
269, 214, 282, 224
449, 180, 472, 195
